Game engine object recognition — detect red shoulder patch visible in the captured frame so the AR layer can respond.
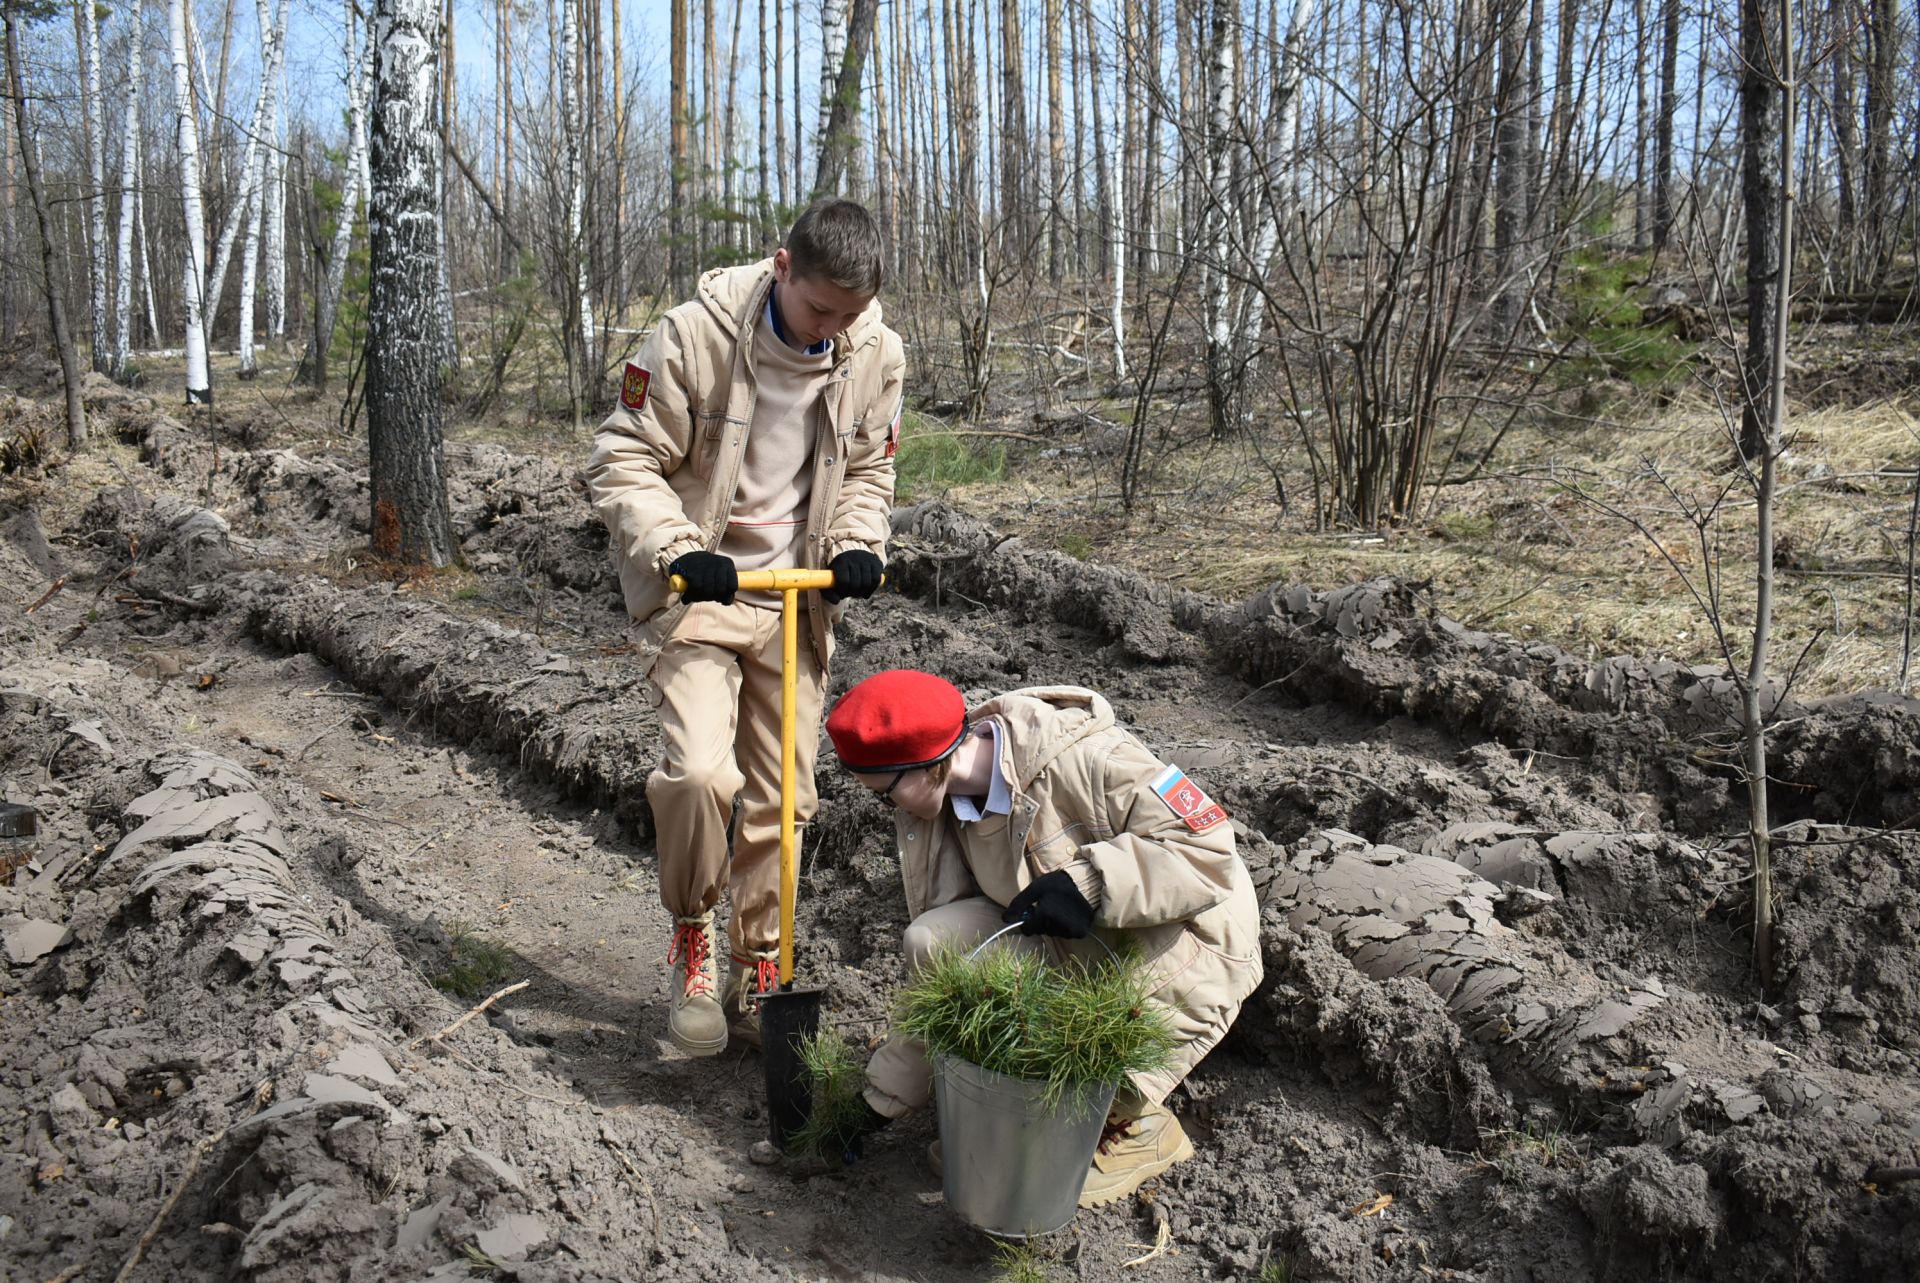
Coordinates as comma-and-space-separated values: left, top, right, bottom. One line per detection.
1149, 764, 1228, 833
621, 363, 651, 413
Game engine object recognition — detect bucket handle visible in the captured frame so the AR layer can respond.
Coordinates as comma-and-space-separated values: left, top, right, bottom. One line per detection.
967, 915, 1119, 965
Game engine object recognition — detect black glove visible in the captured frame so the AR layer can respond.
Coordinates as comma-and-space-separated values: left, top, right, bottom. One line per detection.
1003, 870, 1096, 939
822, 549, 885, 604
668, 551, 737, 605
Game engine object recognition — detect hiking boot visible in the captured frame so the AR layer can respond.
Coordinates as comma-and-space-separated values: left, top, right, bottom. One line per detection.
1077, 1102, 1194, 1208
665, 914, 725, 1056
723, 948, 780, 1049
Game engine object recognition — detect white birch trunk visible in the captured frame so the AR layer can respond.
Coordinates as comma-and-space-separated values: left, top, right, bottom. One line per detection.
1232, 0, 1313, 363
204, 0, 288, 346
78, 0, 109, 373
265, 95, 287, 342
1108, 110, 1128, 381
305, 3, 371, 383
367, 0, 457, 566
170, 0, 211, 400
111, 0, 142, 376
1201, 0, 1237, 437
560, 0, 594, 394
817, 0, 848, 157
138, 157, 160, 347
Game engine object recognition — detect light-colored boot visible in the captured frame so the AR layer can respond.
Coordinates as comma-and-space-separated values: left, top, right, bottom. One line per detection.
1077, 1102, 1195, 1208
666, 914, 726, 1056
723, 948, 779, 1049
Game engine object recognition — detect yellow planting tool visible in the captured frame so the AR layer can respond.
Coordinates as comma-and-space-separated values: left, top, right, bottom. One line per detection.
668, 566, 852, 1147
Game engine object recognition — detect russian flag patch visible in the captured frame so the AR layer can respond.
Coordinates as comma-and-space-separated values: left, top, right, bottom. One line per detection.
1150, 764, 1228, 833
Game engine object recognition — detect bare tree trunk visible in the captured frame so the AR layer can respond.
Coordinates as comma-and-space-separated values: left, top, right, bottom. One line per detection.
4, 0, 86, 446
791, 0, 802, 199
1202, 0, 1237, 440
1832, 0, 1859, 269
998, 0, 1026, 246
498, 0, 513, 267
111, 0, 143, 378
1492, 0, 1530, 336
204, 0, 288, 350
170, 0, 211, 402
1742, 0, 1795, 991
758, 0, 770, 235
812, 0, 879, 199
1140, 0, 1161, 278
1861, 0, 1894, 272
561, 0, 594, 418
1083, 0, 1109, 277
773, 0, 787, 212
670, 0, 689, 290
1044, 0, 1063, 282
724, 0, 746, 222
1651, 0, 1681, 250
301, 4, 370, 389
1739, 0, 1783, 460
367, 0, 456, 568
1631, 0, 1649, 247
73, 0, 109, 373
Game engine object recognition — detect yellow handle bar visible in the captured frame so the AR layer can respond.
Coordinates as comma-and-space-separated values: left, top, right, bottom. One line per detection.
668, 568, 881, 594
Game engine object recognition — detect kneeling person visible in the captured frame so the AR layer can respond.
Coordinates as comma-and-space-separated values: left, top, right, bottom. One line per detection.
824, 670, 1264, 1207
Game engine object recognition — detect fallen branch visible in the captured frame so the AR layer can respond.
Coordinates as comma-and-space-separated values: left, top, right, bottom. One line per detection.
294, 714, 358, 761
1865, 1164, 1920, 1187
25, 575, 67, 614
407, 979, 530, 1050
113, 1125, 229, 1282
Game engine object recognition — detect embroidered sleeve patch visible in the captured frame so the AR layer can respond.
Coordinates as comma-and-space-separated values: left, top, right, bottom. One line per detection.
621, 363, 651, 413
1149, 764, 1228, 833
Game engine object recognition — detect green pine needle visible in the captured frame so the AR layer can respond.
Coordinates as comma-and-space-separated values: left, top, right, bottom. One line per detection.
895, 943, 1176, 1112
785, 1024, 871, 1162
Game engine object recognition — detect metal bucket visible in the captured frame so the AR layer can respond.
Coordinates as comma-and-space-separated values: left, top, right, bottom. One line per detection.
933, 1053, 1115, 1238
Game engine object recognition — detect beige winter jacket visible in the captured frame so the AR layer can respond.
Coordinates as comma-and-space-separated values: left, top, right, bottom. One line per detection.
585, 259, 904, 665
895, 687, 1264, 1099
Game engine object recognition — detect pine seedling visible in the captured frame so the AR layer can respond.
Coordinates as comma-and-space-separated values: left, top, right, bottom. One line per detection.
786, 1024, 871, 1162
896, 943, 1176, 1111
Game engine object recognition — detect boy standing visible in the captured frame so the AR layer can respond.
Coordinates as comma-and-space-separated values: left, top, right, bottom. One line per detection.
587, 199, 903, 1055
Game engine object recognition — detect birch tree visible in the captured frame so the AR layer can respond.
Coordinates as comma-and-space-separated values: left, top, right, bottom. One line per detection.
366, 0, 456, 567
4, 0, 85, 446
204, 0, 288, 350
110, 0, 141, 377
300, 3, 371, 389
560, 0, 594, 417
1200, 0, 1238, 439
237, 0, 288, 377
74, 0, 108, 373
170, 0, 211, 402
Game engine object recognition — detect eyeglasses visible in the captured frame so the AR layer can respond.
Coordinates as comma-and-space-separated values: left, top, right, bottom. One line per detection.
877, 771, 908, 807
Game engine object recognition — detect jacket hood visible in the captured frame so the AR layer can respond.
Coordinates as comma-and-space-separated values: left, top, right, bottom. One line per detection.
696, 258, 886, 355
966, 686, 1115, 790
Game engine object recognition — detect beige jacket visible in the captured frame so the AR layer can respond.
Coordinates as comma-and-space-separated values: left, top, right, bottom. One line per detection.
894, 687, 1264, 1096
585, 259, 904, 665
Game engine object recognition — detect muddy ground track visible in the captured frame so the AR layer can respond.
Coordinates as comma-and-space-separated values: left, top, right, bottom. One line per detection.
2, 385, 1918, 1282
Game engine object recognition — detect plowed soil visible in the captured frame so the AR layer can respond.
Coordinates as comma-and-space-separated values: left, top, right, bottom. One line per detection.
3, 377, 1917, 1282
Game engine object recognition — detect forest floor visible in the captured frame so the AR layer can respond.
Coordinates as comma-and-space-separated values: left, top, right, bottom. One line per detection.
1, 346, 1917, 1282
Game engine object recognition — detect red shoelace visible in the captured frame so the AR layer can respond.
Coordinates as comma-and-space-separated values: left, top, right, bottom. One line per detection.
667, 922, 714, 998
735, 954, 779, 997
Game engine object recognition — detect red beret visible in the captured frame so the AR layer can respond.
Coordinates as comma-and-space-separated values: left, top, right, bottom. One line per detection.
827, 670, 968, 773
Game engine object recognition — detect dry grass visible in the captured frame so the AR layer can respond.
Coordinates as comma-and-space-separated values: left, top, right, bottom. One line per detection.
959, 392, 1920, 698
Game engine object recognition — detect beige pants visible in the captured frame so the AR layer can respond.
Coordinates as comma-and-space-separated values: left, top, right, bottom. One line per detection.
646, 600, 825, 954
